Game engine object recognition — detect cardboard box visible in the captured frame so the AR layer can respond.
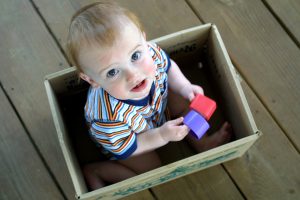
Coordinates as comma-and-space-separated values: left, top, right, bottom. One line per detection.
44, 23, 261, 200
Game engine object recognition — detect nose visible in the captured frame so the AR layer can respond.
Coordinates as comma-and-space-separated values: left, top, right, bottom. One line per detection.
126, 67, 139, 83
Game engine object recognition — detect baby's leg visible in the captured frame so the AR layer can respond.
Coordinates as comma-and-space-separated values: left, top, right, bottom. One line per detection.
82, 160, 137, 190
118, 151, 161, 174
82, 151, 161, 190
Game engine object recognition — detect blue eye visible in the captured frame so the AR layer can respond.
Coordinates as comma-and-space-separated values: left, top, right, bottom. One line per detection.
131, 51, 141, 61
106, 69, 119, 78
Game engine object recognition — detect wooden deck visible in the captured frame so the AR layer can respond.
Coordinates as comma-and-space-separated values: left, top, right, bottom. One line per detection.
1, 0, 299, 199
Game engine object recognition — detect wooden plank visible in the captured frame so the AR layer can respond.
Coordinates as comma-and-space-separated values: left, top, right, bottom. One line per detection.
122, 190, 155, 200
32, 0, 202, 44
151, 165, 243, 200
0, 0, 74, 198
33, 0, 245, 199
116, 0, 201, 39
263, 0, 300, 46
223, 80, 300, 199
186, 0, 300, 150
0, 88, 63, 200
187, 0, 300, 199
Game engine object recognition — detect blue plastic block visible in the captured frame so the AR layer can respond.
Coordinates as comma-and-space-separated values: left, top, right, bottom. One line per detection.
183, 110, 210, 139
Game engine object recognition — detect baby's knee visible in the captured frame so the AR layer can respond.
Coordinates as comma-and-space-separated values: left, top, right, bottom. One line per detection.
82, 163, 106, 189
119, 151, 162, 174
82, 163, 96, 178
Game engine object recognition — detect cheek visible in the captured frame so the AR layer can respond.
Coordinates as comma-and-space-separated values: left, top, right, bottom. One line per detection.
110, 82, 124, 93
105, 82, 127, 99
142, 56, 156, 76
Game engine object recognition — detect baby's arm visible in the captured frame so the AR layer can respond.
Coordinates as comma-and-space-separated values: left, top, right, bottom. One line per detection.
168, 60, 204, 101
131, 117, 189, 156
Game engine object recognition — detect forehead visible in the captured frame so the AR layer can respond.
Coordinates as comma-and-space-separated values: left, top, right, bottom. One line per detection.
112, 21, 143, 46
78, 23, 144, 69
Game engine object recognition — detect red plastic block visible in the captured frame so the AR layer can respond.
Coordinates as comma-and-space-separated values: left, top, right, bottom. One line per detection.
189, 94, 216, 120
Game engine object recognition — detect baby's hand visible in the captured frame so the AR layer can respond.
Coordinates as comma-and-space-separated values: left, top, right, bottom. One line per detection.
180, 84, 204, 102
159, 117, 189, 142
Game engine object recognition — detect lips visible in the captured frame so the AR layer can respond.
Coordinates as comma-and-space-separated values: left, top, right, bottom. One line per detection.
131, 79, 147, 92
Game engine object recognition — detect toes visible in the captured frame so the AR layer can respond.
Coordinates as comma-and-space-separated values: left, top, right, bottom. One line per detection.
221, 121, 230, 131
215, 122, 233, 143
220, 122, 233, 135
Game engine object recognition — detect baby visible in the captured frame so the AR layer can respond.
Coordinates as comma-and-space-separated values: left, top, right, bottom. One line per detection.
66, 1, 232, 190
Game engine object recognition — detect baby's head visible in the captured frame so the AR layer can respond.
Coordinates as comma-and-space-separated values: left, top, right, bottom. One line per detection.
67, 1, 143, 70
67, 1, 157, 100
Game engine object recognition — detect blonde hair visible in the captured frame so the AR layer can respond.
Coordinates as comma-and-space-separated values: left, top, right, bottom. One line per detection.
66, 1, 143, 72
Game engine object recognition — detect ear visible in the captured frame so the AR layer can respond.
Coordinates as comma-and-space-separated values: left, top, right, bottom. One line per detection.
79, 72, 100, 88
142, 31, 147, 40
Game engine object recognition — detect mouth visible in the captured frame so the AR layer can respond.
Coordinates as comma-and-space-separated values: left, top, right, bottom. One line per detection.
131, 79, 147, 92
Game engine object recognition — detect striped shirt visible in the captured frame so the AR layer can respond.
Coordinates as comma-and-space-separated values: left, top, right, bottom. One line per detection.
84, 43, 171, 160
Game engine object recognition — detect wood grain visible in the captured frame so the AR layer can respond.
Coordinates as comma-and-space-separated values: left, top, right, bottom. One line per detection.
32, 0, 202, 47
263, 0, 300, 46
0, 0, 73, 198
151, 165, 243, 200
0, 88, 63, 200
31, 0, 244, 199
1, 0, 299, 199
187, 0, 300, 199
223, 80, 300, 199
187, 0, 300, 150
122, 190, 155, 200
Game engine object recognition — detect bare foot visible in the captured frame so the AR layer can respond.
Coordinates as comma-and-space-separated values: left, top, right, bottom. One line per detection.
186, 122, 233, 153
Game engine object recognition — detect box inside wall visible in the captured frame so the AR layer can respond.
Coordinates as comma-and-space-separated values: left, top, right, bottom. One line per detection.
45, 23, 261, 200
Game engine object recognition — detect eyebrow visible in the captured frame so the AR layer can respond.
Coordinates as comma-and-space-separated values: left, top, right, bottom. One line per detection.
129, 43, 142, 55
98, 43, 143, 74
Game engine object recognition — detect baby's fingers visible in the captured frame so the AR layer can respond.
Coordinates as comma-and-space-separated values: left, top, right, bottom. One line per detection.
180, 125, 190, 135
192, 85, 204, 95
174, 125, 189, 140
189, 85, 204, 102
168, 117, 184, 125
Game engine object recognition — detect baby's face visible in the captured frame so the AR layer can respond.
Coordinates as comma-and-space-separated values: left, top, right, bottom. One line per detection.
78, 23, 157, 100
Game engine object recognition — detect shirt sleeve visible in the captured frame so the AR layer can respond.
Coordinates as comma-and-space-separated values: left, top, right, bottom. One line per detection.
89, 120, 137, 160
149, 42, 171, 73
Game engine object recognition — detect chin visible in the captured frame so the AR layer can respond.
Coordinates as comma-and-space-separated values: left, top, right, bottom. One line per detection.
131, 94, 148, 100
132, 90, 150, 100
